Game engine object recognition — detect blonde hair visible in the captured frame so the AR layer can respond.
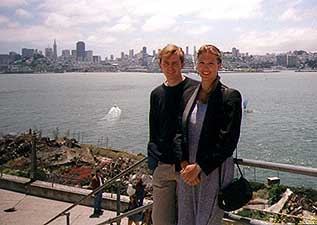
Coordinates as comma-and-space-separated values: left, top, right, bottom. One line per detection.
158, 44, 184, 64
197, 44, 222, 64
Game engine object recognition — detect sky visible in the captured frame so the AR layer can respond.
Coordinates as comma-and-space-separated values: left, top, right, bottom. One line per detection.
0, 0, 316, 58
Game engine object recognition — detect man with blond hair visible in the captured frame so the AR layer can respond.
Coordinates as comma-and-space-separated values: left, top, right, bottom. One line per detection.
147, 44, 198, 225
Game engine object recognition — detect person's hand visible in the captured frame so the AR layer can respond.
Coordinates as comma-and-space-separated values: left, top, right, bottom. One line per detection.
181, 163, 201, 186
180, 160, 189, 170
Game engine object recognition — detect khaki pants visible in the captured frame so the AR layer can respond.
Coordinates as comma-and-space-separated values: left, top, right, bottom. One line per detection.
152, 163, 177, 225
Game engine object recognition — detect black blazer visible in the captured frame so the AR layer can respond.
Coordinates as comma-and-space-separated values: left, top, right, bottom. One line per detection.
180, 80, 242, 175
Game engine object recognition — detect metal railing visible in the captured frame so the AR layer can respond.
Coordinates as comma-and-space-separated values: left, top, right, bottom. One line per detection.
95, 202, 272, 225
235, 158, 317, 177
96, 203, 153, 225
41, 157, 317, 225
43, 157, 148, 225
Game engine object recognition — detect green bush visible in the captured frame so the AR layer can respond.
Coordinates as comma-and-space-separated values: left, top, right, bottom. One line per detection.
268, 184, 287, 205
249, 181, 266, 191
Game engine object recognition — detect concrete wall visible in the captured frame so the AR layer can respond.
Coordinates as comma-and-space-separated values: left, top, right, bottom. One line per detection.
0, 174, 130, 212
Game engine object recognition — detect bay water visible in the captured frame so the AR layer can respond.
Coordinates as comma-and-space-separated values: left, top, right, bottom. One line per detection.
0, 71, 316, 188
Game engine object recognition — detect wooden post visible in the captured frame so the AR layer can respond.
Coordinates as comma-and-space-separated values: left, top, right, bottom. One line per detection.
30, 133, 37, 181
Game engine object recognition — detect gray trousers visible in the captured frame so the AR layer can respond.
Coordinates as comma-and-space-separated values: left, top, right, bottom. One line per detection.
152, 163, 177, 225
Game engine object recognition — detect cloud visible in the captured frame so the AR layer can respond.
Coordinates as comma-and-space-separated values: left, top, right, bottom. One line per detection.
15, 8, 32, 19
126, 0, 263, 20
7, 21, 20, 28
186, 25, 211, 35
0, 15, 10, 24
44, 13, 73, 28
0, 0, 316, 57
194, 0, 262, 20
87, 35, 116, 45
142, 15, 176, 32
38, 0, 114, 26
279, 8, 299, 21
279, 7, 317, 21
109, 23, 134, 33
0, 0, 26, 8
237, 28, 317, 53
0, 25, 80, 43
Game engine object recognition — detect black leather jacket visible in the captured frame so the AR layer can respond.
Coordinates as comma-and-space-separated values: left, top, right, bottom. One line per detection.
179, 80, 242, 175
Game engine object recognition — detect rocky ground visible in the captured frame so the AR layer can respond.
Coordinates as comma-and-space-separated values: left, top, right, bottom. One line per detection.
0, 131, 150, 195
1, 131, 316, 224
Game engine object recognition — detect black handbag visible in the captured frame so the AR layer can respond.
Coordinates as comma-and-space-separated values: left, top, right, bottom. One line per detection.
218, 160, 253, 211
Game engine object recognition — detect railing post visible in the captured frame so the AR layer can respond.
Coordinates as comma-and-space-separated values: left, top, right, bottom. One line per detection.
65, 212, 70, 225
30, 133, 37, 181
253, 168, 256, 182
116, 178, 121, 225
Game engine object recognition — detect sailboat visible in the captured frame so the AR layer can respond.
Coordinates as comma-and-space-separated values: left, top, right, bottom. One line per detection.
243, 99, 254, 113
101, 104, 122, 121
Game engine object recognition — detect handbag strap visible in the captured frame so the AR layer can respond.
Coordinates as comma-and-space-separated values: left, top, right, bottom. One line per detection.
218, 87, 243, 188
218, 159, 244, 188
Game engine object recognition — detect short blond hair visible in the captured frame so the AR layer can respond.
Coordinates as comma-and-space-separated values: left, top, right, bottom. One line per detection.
158, 44, 184, 64
197, 44, 222, 64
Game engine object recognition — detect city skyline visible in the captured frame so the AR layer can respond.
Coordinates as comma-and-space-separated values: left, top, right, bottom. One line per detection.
8, 39, 316, 60
0, 0, 316, 58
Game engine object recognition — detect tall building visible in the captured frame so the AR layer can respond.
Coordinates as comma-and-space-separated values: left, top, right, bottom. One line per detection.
53, 39, 57, 59
129, 49, 134, 58
232, 47, 240, 58
276, 54, 287, 67
22, 48, 34, 59
0, 54, 10, 65
76, 41, 85, 61
62, 50, 71, 57
71, 50, 77, 58
287, 55, 298, 67
93, 56, 101, 63
85, 50, 93, 62
9, 52, 21, 63
45, 48, 53, 59
141, 47, 148, 66
142, 46, 147, 56
186, 46, 189, 55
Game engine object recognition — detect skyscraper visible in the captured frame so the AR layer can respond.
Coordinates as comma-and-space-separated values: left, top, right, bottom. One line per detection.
71, 50, 77, 59
232, 47, 239, 58
129, 49, 134, 58
276, 54, 287, 67
142, 46, 147, 56
62, 50, 70, 57
76, 41, 85, 61
53, 39, 57, 59
22, 48, 34, 59
45, 47, 53, 59
85, 50, 93, 62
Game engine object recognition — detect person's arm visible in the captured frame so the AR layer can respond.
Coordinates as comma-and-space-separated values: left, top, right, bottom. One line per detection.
147, 92, 160, 170
199, 89, 242, 175
148, 92, 156, 143
90, 177, 98, 190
